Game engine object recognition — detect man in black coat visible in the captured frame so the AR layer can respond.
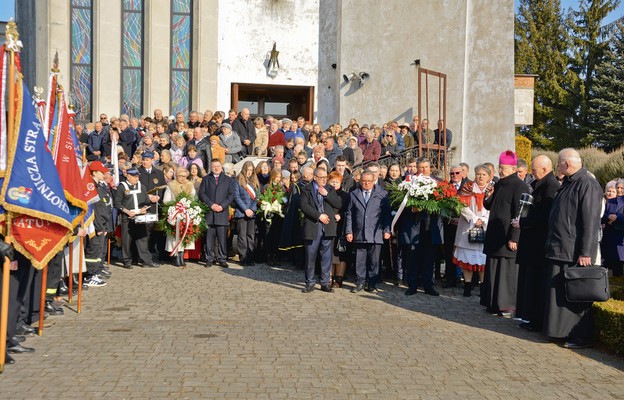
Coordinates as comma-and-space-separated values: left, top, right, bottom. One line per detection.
138, 151, 167, 259
482, 150, 530, 316
232, 108, 255, 156
513, 155, 560, 331
543, 148, 602, 349
300, 167, 342, 293
119, 118, 137, 157
400, 158, 443, 296
333, 156, 355, 193
114, 168, 158, 268
199, 159, 236, 268
185, 127, 212, 169
345, 171, 391, 293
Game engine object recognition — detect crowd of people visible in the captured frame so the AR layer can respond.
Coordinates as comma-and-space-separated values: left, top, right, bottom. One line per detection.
1, 106, 611, 366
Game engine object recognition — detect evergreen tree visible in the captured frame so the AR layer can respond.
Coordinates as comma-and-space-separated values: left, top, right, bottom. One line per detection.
515, 0, 576, 149
568, 0, 620, 144
587, 22, 624, 149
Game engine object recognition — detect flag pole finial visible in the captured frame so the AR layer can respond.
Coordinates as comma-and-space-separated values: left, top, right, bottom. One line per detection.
52, 51, 60, 73
5, 19, 22, 53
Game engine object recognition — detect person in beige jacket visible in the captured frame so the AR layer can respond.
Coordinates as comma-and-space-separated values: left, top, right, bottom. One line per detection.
253, 117, 269, 156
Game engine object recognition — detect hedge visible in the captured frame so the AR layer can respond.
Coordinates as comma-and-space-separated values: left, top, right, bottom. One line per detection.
593, 299, 624, 356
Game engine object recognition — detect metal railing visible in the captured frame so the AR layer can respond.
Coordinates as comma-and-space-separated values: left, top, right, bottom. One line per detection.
354, 144, 453, 176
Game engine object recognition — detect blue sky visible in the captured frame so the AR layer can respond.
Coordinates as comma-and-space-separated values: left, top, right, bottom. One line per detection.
516, 0, 624, 24
0, 0, 13, 22
1, 1, 622, 28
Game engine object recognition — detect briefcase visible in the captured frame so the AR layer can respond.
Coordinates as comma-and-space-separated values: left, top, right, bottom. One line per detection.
563, 265, 610, 303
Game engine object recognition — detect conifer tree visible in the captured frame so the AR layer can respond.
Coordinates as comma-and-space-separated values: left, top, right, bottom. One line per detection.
587, 22, 624, 149
568, 0, 620, 144
515, 0, 576, 149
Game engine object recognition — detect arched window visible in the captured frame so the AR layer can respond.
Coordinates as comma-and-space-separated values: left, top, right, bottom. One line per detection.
121, 0, 144, 118
170, 0, 192, 118
70, 0, 93, 123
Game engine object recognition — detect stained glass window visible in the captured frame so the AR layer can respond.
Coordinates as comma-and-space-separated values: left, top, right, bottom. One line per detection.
170, 0, 192, 117
70, 0, 93, 123
121, 0, 144, 118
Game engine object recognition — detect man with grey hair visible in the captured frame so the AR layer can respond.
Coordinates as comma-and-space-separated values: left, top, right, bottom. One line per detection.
345, 170, 391, 293
232, 107, 255, 156
543, 148, 602, 349
219, 123, 243, 163
442, 164, 466, 288
300, 167, 342, 293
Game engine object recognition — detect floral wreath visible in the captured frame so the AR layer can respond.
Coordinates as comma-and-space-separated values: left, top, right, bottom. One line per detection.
256, 183, 288, 226
158, 192, 208, 254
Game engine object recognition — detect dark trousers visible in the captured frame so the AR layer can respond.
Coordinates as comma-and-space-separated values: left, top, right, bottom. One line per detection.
20, 263, 41, 326
443, 223, 459, 283
236, 217, 256, 261
206, 225, 228, 263
1, 258, 22, 346
354, 243, 382, 288
404, 233, 436, 291
121, 216, 153, 266
85, 233, 106, 275
46, 252, 63, 299
304, 226, 333, 286
544, 261, 593, 341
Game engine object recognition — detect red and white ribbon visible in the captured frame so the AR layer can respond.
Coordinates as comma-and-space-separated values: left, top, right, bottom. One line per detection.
168, 201, 191, 255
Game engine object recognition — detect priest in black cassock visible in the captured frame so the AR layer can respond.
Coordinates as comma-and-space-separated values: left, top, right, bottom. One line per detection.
482, 150, 530, 316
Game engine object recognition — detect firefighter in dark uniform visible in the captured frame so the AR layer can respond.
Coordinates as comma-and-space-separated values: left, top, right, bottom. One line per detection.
137, 151, 166, 259
114, 168, 159, 268
83, 161, 114, 286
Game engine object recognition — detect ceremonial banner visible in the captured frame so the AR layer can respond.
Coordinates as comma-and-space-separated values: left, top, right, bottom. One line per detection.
48, 87, 88, 227
0, 78, 72, 268
10, 215, 72, 268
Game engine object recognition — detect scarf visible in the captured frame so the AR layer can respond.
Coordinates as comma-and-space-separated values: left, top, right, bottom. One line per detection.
168, 180, 195, 198
458, 181, 485, 211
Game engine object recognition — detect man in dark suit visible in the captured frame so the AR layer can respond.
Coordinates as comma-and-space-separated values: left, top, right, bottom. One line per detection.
345, 171, 391, 293
300, 167, 342, 293
199, 159, 236, 268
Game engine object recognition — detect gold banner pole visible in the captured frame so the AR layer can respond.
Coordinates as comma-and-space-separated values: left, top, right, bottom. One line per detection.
0, 19, 20, 374
77, 232, 84, 313
67, 241, 73, 303
37, 265, 47, 335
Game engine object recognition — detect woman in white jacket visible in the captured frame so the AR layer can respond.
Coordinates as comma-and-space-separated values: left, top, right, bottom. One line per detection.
453, 164, 492, 297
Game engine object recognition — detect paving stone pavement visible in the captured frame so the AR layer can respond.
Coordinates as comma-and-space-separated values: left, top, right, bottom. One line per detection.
1, 260, 624, 399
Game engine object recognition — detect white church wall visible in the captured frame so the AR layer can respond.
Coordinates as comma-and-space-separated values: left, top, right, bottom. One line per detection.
215, 0, 320, 112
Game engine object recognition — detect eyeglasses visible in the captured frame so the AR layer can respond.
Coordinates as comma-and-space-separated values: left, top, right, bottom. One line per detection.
386, 135, 394, 138
450, 172, 461, 175
315, 176, 328, 180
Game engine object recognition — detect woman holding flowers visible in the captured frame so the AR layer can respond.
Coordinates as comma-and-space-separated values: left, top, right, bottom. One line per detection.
260, 169, 288, 266
453, 164, 491, 297
163, 167, 197, 266
234, 161, 260, 266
